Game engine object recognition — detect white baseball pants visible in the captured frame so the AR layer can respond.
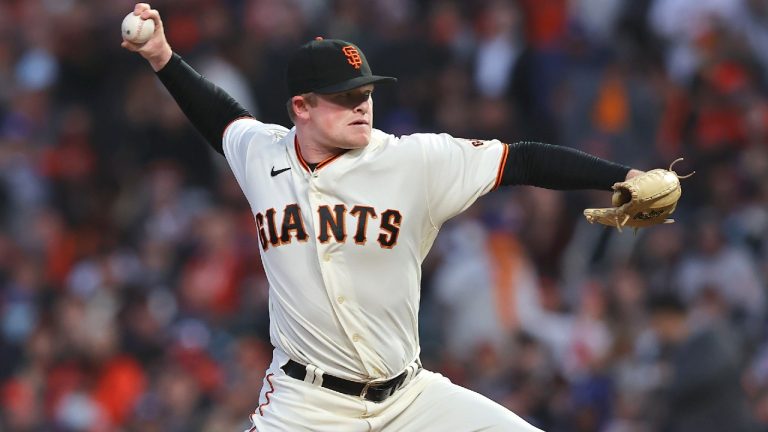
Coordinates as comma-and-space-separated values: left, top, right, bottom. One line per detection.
245, 348, 544, 432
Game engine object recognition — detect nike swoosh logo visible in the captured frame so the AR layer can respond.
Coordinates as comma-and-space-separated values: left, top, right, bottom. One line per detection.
271, 166, 291, 177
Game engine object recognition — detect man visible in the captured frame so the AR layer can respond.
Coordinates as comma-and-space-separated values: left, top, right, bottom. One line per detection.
122, 3, 640, 431
648, 294, 756, 432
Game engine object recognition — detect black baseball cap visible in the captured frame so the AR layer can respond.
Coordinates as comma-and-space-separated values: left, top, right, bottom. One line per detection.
286, 38, 397, 96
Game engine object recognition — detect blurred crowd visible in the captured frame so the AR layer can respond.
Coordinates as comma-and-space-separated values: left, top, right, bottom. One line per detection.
1, 0, 768, 431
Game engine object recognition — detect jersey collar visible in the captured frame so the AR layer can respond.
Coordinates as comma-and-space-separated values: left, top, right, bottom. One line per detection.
293, 135, 349, 173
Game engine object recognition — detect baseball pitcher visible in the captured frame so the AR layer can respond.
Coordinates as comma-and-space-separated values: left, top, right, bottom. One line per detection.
121, 3, 682, 431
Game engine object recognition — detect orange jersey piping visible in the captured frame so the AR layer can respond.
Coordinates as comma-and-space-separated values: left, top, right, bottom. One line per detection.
493, 144, 509, 190
294, 136, 348, 172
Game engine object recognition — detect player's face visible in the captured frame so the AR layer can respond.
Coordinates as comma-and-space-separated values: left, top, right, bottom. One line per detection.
309, 85, 374, 150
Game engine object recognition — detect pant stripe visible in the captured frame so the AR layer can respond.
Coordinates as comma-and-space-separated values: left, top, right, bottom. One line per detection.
257, 373, 276, 416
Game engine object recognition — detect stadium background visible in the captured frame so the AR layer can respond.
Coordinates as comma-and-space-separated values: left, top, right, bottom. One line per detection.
1, 0, 768, 430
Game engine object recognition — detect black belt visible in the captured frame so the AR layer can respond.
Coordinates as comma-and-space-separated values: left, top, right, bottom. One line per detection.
281, 359, 420, 403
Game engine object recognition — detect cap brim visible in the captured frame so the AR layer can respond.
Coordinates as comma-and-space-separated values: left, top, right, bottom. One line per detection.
313, 75, 397, 94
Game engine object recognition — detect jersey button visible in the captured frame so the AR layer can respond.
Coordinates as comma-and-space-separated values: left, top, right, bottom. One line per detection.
315, 193, 322, 199
323, 254, 331, 262
352, 334, 361, 342
337, 296, 345, 304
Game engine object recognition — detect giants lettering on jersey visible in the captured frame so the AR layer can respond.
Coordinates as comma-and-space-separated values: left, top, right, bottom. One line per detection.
254, 204, 402, 250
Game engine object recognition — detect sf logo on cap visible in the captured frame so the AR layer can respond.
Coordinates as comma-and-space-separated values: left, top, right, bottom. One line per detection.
342, 46, 362, 69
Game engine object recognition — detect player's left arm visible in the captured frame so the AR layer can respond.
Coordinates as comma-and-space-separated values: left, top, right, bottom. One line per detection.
499, 142, 641, 190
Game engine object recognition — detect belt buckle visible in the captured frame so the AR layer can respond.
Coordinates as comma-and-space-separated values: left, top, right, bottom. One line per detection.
361, 379, 398, 402
360, 382, 372, 399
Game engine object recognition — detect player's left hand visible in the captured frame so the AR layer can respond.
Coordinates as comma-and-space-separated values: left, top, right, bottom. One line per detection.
583, 159, 694, 232
625, 168, 644, 180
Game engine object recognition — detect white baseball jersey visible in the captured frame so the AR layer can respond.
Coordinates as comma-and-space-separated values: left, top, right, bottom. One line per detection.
223, 118, 508, 381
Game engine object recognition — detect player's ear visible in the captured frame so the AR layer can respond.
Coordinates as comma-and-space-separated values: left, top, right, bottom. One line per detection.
292, 95, 312, 121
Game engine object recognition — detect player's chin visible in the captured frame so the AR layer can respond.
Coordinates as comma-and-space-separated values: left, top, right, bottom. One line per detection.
339, 129, 371, 149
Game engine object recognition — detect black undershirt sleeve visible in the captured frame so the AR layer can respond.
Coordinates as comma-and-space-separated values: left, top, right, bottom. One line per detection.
155, 53, 252, 155
500, 141, 630, 191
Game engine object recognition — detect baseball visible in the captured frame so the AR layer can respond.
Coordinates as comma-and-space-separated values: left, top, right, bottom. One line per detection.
121, 13, 155, 44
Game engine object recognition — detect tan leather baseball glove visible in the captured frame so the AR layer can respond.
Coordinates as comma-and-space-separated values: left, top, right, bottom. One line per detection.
583, 158, 694, 232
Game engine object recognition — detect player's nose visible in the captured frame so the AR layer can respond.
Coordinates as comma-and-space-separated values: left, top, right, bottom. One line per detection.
353, 97, 370, 114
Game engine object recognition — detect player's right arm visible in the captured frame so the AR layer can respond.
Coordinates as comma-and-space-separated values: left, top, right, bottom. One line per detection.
121, 3, 252, 155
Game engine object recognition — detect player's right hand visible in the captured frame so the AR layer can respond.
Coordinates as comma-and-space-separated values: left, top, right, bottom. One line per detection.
121, 3, 173, 72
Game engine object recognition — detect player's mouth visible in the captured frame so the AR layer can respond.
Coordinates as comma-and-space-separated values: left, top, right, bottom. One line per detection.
349, 119, 369, 126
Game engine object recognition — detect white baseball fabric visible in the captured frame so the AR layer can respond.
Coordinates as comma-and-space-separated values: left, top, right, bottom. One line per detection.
245, 348, 543, 432
223, 118, 541, 431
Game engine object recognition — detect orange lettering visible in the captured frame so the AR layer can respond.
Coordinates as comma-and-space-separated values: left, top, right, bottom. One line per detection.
342, 46, 363, 69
